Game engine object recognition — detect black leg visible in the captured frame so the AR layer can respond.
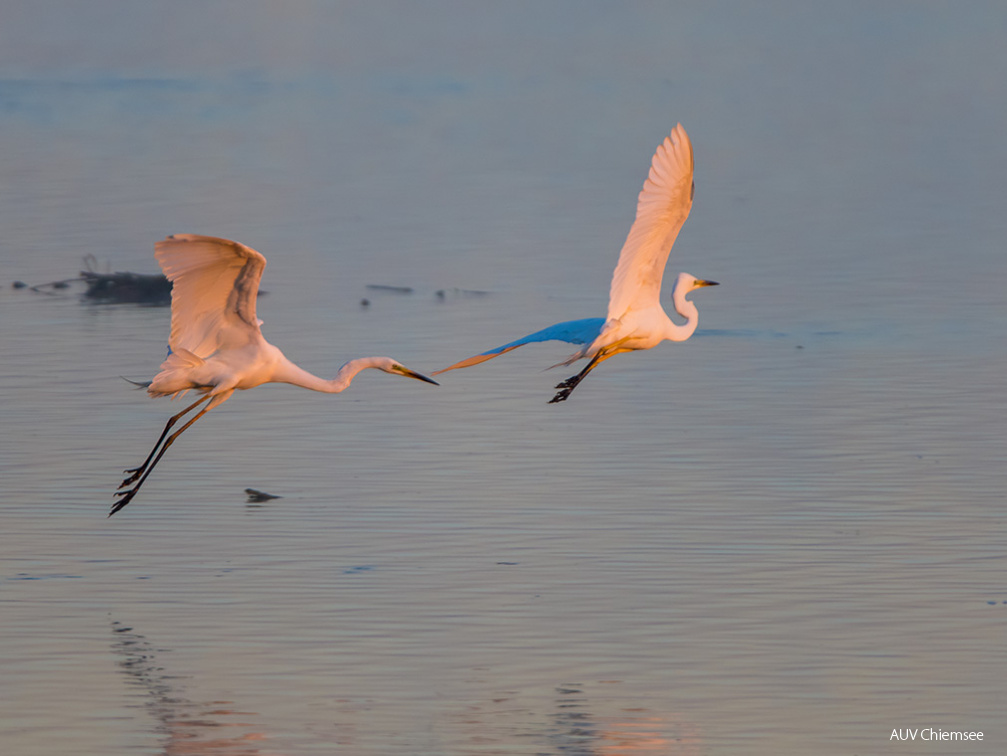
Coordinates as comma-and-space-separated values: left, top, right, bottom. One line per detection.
549, 352, 605, 403
120, 396, 208, 486
111, 397, 211, 516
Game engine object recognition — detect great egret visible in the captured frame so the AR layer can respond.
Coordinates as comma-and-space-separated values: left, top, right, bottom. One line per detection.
434, 124, 718, 402
111, 234, 437, 516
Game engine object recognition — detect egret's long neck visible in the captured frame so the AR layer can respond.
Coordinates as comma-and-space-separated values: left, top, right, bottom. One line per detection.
665, 284, 700, 343
274, 357, 383, 394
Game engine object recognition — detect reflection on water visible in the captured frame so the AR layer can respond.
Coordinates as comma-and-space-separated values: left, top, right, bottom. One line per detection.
111, 621, 278, 756
542, 684, 702, 756
445, 681, 704, 755
110, 620, 698, 755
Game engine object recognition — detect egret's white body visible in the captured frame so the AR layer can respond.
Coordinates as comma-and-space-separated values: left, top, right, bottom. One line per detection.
435, 124, 717, 402
112, 234, 437, 515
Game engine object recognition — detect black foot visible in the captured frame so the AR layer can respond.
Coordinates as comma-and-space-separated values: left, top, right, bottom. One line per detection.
120, 468, 143, 487
110, 488, 137, 516
549, 374, 581, 403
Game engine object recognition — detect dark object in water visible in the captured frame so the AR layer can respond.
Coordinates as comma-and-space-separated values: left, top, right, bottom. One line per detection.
245, 488, 282, 503
435, 287, 490, 301
81, 269, 172, 305
79, 254, 172, 304
19, 255, 173, 304
365, 284, 413, 294
21, 277, 79, 295
17, 256, 270, 306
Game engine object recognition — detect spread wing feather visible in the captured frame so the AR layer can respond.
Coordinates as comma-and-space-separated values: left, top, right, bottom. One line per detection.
154, 234, 266, 358
606, 124, 694, 320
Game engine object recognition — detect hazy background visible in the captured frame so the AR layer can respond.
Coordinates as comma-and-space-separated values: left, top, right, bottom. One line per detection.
2, 3, 1006, 754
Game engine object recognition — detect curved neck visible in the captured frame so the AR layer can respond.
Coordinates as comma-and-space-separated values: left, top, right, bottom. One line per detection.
665, 286, 699, 342
274, 357, 384, 394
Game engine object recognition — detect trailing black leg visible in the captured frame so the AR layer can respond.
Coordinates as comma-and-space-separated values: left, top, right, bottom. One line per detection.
112, 397, 211, 515
549, 353, 605, 403
119, 396, 208, 486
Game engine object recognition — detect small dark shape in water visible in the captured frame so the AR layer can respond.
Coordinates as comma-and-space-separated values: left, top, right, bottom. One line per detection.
556, 686, 583, 696
12, 280, 27, 289
365, 284, 413, 294
11, 572, 82, 580
360, 298, 370, 307
343, 565, 375, 574
245, 488, 282, 503
81, 269, 172, 305
436, 287, 490, 301
26, 277, 79, 295
497, 561, 519, 566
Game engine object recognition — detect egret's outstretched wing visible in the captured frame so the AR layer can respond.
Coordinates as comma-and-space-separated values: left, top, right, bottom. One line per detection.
154, 234, 266, 358
607, 124, 695, 321
433, 317, 605, 375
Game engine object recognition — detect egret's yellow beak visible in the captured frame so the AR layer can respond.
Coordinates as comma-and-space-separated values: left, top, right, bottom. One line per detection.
395, 366, 439, 385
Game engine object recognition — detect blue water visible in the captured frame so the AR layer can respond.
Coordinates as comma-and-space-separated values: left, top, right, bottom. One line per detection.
2, 4, 1006, 754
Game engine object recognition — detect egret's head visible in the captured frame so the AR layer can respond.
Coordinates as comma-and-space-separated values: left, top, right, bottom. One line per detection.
676, 272, 719, 295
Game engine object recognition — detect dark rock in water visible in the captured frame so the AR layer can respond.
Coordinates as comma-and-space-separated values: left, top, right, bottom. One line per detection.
245, 488, 282, 503
81, 270, 172, 305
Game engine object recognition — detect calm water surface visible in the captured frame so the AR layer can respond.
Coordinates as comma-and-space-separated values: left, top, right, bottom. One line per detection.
2, 4, 1006, 755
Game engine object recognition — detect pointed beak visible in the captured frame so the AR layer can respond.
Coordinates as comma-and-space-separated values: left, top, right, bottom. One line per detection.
399, 367, 439, 385
696, 279, 719, 287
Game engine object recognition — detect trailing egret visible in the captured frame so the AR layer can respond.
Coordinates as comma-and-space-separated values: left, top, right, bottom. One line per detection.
434, 124, 718, 402
111, 234, 437, 516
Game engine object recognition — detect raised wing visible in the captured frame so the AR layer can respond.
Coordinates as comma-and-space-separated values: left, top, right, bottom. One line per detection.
154, 234, 266, 358
606, 124, 695, 320
433, 317, 605, 375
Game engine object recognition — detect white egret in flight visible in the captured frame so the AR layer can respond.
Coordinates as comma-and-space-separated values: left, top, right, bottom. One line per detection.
434, 124, 718, 402
112, 234, 437, 516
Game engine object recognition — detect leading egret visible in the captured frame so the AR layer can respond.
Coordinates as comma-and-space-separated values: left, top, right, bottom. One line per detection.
434, 124, 718, 402
111, 234, 437, 516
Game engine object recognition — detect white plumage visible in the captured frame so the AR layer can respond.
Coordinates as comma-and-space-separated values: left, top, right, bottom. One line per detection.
112, 235, 437, 515
435, 124, 717, 402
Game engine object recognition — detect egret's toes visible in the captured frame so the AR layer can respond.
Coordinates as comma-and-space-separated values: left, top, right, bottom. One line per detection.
110, 486, 139, 515
109, 494, 134, 516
